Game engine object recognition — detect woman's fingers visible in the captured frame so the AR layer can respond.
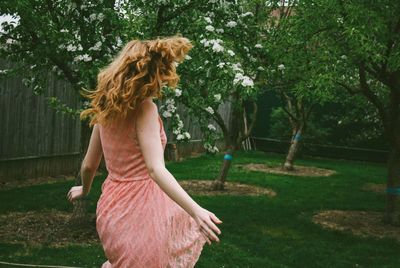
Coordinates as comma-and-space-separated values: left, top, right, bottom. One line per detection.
200, 228, 212, 245
201, 222, 219, 243
210, 213, 222, 224
207, 218, 222, 235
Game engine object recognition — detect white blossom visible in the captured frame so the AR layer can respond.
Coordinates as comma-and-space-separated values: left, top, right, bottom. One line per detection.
205, 106, 214, 114
255, 44, 263, 48
88, 41, 102, 51
89, 13, 97, 21
162, 110, 172, 118
6, 38, 15, 45
241, 76, 254, 87
175, 88, 182, 97
208, 124, 217, 131
226, 21, 237, 28
214, 93, 221, 101
278, 64, 285, 71
257, 66, 265, 71
212, 42, 224, 53
216, 28, 224, 33
183, 132, 191, 139
204, 17, 212, 24
74, 54, 92, 62
232, 63, 243, 72
200, 38, 208, 46
227, 50, 235, 56
241, 12, 254, 17
67, 44, 76, 51
205, 25, 215, 32
217, 62, 226, 68
234, 73, 254, 87
204, 142, 219, 153
185, 55, 192, 60
177, 134, 185, 140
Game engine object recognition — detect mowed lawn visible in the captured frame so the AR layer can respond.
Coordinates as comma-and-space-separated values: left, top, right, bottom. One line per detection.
0, 151, 399, 268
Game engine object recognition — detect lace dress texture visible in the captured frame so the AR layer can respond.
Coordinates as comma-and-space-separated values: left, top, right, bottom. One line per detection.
96, 112, 207, 267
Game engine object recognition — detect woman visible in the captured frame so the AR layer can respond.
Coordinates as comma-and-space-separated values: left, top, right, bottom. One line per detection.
66, 36, 222, 267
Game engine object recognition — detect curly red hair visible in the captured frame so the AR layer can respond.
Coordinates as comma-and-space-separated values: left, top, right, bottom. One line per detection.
80, 36, 193, 126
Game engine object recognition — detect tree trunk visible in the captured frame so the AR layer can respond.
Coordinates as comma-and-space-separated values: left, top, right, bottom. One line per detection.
69, 117, 93, 225
383, 147, 400, 225
211, 101, 241, 190
211, 146, 235, 190
283, 128, 302, 171
170, 143, 180, 162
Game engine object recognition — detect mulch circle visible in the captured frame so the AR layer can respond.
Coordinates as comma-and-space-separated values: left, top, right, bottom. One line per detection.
179, 180, 276, 197
237, 163, 336, 177
312, 210, 400, 242
0, 210, 99, 247
362, 183, 386, 194
0, 172, 104, 191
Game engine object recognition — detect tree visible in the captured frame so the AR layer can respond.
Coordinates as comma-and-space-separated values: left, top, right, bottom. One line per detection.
261, 0, 335, 170
0, 0, 127, 223
285, 0, 400, 224
158, 1, 269, 190
0, 0, 267, 193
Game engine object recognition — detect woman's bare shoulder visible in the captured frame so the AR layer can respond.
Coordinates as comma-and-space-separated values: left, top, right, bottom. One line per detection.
137, 98, 158, 119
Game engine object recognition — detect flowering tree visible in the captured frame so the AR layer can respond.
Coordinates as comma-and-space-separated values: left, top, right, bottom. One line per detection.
1, 0, 267, 193
283, 0, 400, 224
0, 0, 130, 222
159, 1, 268, 190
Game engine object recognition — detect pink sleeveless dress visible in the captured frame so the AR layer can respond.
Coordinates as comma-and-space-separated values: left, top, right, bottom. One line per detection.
96, 112, 207, 268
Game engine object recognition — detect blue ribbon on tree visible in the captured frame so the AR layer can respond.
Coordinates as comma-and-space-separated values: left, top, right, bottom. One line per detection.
386, 187, 400, 195
224, 154, 233, 161
294, 133, 301, 142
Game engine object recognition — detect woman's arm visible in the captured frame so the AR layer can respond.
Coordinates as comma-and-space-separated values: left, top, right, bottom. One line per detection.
136, 99, 222, 244
67, 124, 103, 202
80, 124, 103, 194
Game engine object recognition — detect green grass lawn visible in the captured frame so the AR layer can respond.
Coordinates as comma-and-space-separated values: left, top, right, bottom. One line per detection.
0, 151, 398, 268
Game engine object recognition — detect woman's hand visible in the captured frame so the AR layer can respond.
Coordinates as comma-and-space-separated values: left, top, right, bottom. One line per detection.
192, 207, 223, 245
67, 186, 87, 203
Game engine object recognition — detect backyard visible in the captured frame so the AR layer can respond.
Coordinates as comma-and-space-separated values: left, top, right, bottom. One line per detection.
1, 151, 398, 268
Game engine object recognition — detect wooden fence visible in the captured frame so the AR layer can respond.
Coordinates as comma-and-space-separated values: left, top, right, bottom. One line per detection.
0, 60, 81, 181
0, 60, 232, 181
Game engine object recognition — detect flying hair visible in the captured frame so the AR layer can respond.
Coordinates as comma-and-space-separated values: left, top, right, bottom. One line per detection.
80, 36, 193, 127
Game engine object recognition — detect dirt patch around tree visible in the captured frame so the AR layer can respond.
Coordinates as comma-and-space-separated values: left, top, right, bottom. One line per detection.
0, 172, 103, 191
179, 180, 276, 197
362, 183, 386, 194
312, 210, 400, 242
0, 210, 99, 247
237, 163, 336, 177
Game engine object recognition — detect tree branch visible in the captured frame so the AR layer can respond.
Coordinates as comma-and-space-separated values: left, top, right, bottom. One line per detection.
241, 101, 258, 141
359, 62, 389, 130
